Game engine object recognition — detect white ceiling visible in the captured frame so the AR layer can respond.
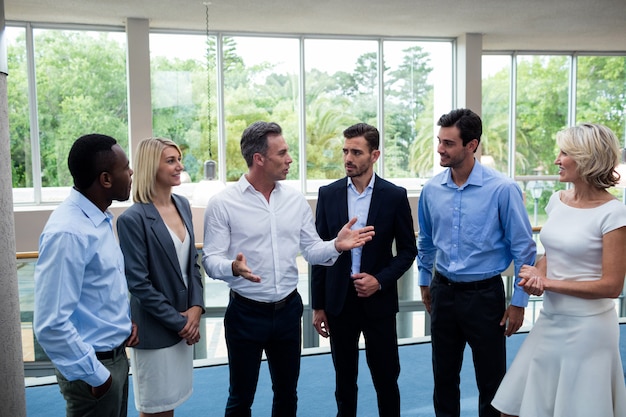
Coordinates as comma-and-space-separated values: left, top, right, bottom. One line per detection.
4, 0, 626, 52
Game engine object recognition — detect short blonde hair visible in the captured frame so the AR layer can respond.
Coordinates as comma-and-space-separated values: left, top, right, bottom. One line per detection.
133, 137, 182, 203
556, 123, 621, 189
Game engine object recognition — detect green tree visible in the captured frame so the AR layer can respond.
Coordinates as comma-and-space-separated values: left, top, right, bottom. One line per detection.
515, 56, 569, 176
8, 30, 129, 188
576, 56, 626, 136
7, 32, 32, 187
385, 46, 433, 177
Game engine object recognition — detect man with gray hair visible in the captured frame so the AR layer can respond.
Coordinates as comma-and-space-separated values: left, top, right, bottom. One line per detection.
202, 121, 375, 417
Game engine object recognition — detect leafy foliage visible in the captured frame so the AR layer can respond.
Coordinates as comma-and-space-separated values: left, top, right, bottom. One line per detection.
7, 29, 626, 207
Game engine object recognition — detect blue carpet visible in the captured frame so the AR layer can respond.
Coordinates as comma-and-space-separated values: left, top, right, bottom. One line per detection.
26, 325, 626, 416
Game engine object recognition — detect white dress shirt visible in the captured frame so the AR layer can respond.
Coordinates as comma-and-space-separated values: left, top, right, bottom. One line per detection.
202, 175, 340, 302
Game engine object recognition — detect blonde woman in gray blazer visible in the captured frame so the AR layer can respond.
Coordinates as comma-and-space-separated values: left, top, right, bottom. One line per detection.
117, 138, 205, 417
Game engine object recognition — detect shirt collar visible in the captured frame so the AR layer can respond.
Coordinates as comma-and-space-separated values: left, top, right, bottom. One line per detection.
238, 174, 283, 194
347, 173, 376, 191
68, 187, 113, 227
443, 158, 484, 189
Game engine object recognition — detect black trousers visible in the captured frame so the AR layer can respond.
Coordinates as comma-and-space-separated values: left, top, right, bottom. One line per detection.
429, 272, 506, 417
327, 285, 400, 417
223, 290, 303, 417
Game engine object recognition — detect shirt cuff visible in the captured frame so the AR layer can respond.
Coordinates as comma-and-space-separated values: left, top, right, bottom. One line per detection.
84, 361, 111, 387
417, 269, 432, 287
510, 289, 530, 308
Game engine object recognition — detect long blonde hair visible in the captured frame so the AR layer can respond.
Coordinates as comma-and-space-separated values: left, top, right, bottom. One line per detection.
132, 137, 182, 203
556, 123, 621, 189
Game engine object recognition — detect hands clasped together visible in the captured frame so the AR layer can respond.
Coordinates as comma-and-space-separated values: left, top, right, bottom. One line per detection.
518, 265, 545, 296
179, 306, 203, 345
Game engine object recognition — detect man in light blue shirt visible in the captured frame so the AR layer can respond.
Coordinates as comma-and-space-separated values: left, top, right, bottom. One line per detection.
417, 109, 536, 417
34, 134, 139, 417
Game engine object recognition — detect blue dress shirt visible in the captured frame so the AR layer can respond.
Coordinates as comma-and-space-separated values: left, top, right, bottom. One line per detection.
34, 188, 132, 386
347, 175, 375, 275
417, 160, 536, 307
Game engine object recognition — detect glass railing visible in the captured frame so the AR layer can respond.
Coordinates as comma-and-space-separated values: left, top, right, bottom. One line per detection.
17, 229, 626, 378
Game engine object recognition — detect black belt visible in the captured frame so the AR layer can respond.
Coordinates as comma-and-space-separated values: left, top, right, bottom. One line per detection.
230, 289, 297, 311
434, 270, 501, 290
95, 344, 126, 360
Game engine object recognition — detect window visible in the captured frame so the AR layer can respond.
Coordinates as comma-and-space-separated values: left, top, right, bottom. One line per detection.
383, 40, 452, 185
150, 32, 216, 183
515, 55, 569, 177
481, 54, 512, 174
9, 26, 128, 204
304, 38, 378, 193
7, 26, 32, 203
223, 36, 301, 182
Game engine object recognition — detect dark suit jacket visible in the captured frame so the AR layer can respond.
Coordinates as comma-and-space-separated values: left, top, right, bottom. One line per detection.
117, 194, 204, 349
311, 175, 417, 318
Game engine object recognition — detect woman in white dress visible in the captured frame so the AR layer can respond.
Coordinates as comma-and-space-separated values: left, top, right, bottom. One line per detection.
117, 138, 205, 417
491, 123, 626, 417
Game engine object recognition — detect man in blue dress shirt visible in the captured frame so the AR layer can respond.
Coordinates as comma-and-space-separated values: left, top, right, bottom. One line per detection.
34, 134, 139, 417
417, 109, 536, 417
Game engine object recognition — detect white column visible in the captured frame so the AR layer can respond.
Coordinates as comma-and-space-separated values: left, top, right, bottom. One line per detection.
126, 18, 152, 162
456, 33, 484, 157
0, 0, 27, 414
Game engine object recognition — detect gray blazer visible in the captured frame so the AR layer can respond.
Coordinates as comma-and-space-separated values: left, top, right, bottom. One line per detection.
117, 194, 204, 349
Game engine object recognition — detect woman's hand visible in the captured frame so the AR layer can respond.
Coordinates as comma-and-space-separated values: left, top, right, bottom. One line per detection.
518, 264, 545, 296
179, 306, 203, 345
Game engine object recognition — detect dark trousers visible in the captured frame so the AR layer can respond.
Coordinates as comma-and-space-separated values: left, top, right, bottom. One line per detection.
327, 285, 400, 417
55, 348, 129, 417
429, 273, 506, 417
224, 290, 303, 417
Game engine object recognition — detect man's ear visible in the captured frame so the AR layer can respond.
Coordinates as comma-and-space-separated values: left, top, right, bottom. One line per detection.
468, 138, 479, 153
253, 152, 265, 166
371, 149, 381, 163
99, 171, 112, 189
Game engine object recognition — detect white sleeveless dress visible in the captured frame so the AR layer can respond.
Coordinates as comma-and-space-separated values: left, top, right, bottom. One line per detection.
492, 192, 626, 417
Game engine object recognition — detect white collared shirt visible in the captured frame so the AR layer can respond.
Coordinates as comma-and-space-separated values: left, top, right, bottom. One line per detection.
202, 175, 340, 302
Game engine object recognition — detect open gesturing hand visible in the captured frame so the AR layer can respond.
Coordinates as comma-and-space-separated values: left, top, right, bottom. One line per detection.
232, 252, 261, 283
334, 217, 375, 252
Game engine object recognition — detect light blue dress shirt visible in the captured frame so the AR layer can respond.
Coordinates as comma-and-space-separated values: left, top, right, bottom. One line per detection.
347, 175, 375, 275
417, 160, 536, 307
34, 188, 132, 386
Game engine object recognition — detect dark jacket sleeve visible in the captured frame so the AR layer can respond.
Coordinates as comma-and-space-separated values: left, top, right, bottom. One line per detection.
311, 187, 329, 311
